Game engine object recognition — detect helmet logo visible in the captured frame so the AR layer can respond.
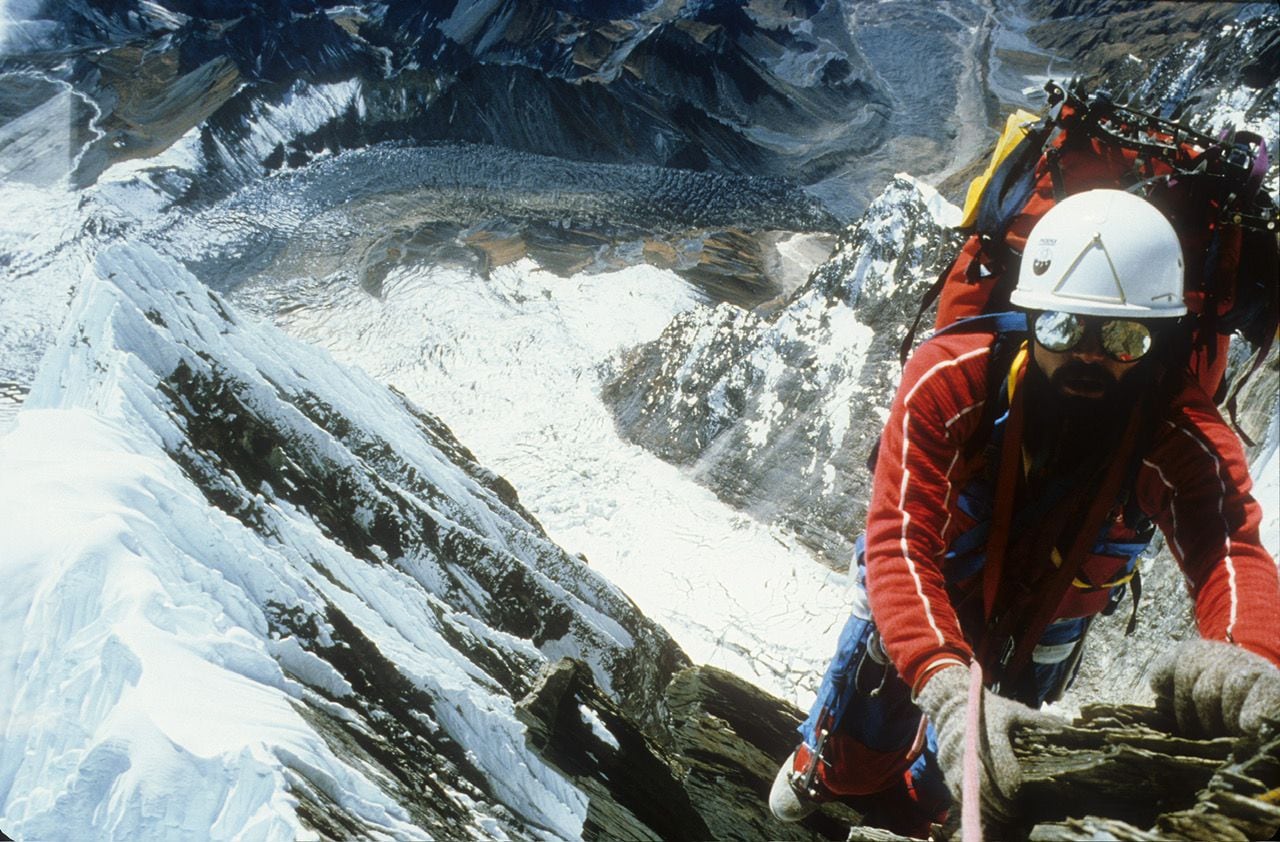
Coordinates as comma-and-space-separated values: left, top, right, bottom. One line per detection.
1032, 245, 1052, 276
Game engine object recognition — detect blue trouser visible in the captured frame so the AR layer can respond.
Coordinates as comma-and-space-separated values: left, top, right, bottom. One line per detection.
796, 539, 1091, 826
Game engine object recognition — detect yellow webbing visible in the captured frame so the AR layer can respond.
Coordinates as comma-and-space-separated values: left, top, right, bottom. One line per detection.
1050, 547, 1139, 590
959, 109, 1040, 230
1006, 341, 1029, 402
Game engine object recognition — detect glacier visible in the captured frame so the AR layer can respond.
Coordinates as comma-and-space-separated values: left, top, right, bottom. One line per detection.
267, 255, 855, 706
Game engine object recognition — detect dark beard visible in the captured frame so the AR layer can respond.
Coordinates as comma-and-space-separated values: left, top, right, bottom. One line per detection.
1023, 358, 1149, 479
1048, 358, 1123, 409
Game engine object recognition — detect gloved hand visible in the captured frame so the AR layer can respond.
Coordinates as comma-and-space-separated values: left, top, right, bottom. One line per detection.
1150, 638, 1280, 739
916, 665, 1059, 826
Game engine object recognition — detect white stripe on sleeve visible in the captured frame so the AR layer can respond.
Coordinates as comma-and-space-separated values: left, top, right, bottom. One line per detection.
897, 347, 990, 647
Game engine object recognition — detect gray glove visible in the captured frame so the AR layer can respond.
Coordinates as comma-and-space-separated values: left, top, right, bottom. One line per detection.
916, 665, 1059, 826
1151, 638, 1280, 739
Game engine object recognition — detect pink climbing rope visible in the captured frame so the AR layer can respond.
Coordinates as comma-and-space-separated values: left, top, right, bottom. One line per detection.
961, 660, 984, 842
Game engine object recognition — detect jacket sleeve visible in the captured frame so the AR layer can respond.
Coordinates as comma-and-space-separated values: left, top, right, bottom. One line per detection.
864, 339, 989, 693
1137, 386, 1280, 666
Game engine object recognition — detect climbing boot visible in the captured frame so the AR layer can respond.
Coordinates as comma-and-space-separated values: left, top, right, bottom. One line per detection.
768, 749, 822, 822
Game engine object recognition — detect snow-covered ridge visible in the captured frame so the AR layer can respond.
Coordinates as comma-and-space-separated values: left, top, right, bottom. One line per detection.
0, 241, 689, 839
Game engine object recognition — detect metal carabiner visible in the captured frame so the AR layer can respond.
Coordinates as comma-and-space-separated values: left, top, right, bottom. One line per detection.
791, 728, 830, 798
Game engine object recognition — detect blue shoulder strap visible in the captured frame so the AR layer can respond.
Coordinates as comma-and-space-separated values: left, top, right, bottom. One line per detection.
933, 310, 1029, 338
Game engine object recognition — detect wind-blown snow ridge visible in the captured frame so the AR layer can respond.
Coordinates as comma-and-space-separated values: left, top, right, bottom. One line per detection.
0, 241, 688, 840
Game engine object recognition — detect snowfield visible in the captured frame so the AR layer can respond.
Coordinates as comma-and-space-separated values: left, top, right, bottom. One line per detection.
269, 258, 853, 706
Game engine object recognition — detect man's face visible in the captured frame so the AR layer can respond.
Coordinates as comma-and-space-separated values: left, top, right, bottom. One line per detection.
1031, 340, 1136, 400
1029, 315, 1150, 402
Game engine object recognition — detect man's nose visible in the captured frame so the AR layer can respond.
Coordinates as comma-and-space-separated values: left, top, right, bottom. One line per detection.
1071, 329, 1108, 362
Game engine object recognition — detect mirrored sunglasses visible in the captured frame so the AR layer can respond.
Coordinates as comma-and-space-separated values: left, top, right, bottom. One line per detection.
1032, 311, 1154, 362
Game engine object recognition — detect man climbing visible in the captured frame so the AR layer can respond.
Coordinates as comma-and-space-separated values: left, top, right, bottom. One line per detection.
768, 189, 1280, 836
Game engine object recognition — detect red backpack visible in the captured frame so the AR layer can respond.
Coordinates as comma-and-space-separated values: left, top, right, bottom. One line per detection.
905, 81, 1279, 438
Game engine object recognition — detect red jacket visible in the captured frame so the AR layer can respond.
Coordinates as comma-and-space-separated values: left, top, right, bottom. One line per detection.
864, 330, 1280, 694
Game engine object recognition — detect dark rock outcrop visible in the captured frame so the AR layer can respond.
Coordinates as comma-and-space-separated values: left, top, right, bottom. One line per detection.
1019, 1, 1232, 80
1019, 1, 1278, 131
516, 659, 859, 841
836, 702, 1280, 841
1017, 705, 1280, 841
515, 659, 714, 841
517, 658, 1280, 842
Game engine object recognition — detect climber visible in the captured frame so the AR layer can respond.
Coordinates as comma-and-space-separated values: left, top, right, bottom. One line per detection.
768, 190, 1280, 836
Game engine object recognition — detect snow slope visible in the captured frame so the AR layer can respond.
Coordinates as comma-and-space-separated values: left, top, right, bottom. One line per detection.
0, 241, 688, 840
269, 258, 852, 708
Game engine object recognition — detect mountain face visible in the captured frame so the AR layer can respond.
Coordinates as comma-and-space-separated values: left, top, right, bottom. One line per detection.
2, 0, 886, 202
0, 0, 1041, 402
0, 241, 855, 841
603, 175, 962, 565
0, 241, 676, 837
2, 0, 900, 407
0, 0, 1277, 840
1022, 1, 1278, 112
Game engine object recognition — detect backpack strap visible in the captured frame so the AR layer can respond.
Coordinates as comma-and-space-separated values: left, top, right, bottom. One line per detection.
1125, 566, 1143, 635
980, 404, 1147, 693
1044, 145, 1067, 203
933, 311, 1029, 339
980, 342, 1030, 621
898, 252, 958, 366
959, 319, 1028, 466
975, 116, 1057, 241
1224, 129, 1269, 204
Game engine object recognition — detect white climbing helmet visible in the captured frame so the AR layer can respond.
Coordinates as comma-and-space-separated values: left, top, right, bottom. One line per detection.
1011, 189, 1186, 318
